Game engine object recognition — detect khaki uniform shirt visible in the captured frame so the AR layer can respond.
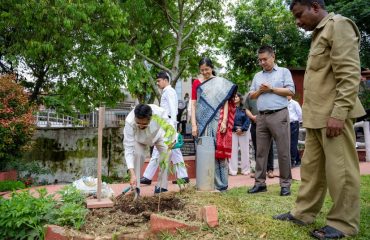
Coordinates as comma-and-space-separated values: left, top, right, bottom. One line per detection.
302, 13, 365, 129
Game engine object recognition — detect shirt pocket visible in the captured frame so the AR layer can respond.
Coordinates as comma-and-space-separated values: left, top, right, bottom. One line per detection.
307, 47, 327, 71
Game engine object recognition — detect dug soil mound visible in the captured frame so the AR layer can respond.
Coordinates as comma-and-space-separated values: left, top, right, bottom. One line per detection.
80, 192, 200, 237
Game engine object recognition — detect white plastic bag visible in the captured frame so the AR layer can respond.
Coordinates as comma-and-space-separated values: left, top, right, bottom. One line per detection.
72, 176, 114, 198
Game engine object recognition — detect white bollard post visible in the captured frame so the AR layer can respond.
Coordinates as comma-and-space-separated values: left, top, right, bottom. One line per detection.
363, 121, 370, 162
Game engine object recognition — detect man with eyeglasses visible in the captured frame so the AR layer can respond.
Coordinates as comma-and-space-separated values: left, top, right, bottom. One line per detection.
247, 45, 295, 197
140, 71, 189, 190
123, 104, 175, 194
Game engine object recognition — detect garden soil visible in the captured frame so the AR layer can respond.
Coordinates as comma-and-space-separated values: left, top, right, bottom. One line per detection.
79, 192, 201, 237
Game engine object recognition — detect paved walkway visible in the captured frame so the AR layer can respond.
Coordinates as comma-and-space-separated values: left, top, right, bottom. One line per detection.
2, 162, 370, 199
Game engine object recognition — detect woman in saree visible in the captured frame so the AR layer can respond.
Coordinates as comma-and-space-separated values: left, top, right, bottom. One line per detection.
191, 57, 237, 191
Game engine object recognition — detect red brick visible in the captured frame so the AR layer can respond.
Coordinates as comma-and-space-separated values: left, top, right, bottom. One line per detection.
44, 225, 95, 240
86, 198, 114, 209
357, 149, 366, 162
0, 170, 17, 181
150, 213, 199, 234
115, 231, 153, 240
200, 205, 219, 228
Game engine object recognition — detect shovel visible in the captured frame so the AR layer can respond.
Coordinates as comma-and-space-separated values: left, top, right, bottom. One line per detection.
115, 186, 141, 201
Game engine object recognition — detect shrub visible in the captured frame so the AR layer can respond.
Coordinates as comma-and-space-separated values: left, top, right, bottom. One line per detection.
0, 188, 55, 239
0, 185, 87, 239
0, 74, 36, 170
0, 180, 26, 192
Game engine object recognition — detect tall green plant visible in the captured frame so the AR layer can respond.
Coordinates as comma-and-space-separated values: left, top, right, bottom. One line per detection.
0, 74, 35, 170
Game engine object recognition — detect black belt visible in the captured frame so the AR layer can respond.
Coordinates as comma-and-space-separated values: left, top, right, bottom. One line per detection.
259, 107, 287, 115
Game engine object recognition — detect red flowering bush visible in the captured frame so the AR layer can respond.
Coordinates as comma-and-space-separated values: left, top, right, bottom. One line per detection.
0, 74, 36, 170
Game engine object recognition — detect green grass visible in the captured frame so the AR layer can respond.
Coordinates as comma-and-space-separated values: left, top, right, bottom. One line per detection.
160, 175, 370, 240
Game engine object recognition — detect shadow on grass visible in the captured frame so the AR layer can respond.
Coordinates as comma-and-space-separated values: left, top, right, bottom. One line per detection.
160, 176, 370, 240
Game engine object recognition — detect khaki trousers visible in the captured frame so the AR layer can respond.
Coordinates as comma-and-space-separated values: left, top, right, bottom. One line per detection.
291, 119, 360, 236
255, 108, 292, 187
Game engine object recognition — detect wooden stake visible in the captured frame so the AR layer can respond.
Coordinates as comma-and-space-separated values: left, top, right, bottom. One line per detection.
86, 106, 113, 208
97, 106, 104, 200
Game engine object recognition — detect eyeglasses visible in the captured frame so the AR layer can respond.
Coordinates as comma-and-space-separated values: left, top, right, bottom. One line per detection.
258, 57, 271, 63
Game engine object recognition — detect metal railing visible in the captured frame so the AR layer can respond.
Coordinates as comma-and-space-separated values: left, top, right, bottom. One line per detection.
35, 108, 133, 128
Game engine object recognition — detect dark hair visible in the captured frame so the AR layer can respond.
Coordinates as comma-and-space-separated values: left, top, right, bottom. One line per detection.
235, 92, 243, 107
258, 45, 275, 55
156, 70, 171, 82
134, 104, 152, 119
198, 57, 217, 76
290, 0, 325, 11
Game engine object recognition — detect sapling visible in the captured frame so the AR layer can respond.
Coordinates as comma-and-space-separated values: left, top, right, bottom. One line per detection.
151, 115, 185, 211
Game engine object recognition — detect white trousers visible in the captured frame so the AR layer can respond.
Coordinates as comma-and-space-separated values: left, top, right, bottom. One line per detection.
143, 147, 188, 180
134, 142, 169, 189
229, 131, 251, 175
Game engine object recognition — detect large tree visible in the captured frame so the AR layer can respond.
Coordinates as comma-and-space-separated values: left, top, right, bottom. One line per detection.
325, 0, 370, 68
0, 0, 133, 113
120, 0, 227, 102
225, 0, 310, 93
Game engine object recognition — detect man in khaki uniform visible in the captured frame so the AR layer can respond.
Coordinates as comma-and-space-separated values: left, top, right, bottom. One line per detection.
274, 0, 365, 239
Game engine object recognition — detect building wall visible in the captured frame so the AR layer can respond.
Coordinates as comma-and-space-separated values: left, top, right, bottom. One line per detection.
21, 127, 127, 183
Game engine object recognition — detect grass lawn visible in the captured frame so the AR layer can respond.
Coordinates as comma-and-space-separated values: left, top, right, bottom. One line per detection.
160, 175, 370, 240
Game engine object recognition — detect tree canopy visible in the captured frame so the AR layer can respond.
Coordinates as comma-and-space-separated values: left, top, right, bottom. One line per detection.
225, 0, 309, 93
0, 0, 133, 113
120, 0, 227, 102
2, 0, 367, 112
325, 0, 370, 68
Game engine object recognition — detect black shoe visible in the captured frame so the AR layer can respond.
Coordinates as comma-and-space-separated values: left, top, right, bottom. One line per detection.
247, 185, 267, 194
140, 177, 152, 185
280, 187, 291, 196
311, 225, 345, 239
172, 177, 190, 184
273, 212, 305, 225
154, 186, 168, 194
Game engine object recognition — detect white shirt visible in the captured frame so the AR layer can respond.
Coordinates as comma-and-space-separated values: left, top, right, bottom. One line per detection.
288, 99, 302, 122
161, 85, 178, 126
123, 104, 169, 169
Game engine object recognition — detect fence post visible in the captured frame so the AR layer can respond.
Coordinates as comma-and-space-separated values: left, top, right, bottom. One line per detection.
47, 110, 51, 127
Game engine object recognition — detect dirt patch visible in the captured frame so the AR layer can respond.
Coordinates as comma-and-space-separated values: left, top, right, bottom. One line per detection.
79, 192, 200, 237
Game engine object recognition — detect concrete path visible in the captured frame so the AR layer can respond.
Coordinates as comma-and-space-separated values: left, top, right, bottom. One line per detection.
2, 162, 370, 199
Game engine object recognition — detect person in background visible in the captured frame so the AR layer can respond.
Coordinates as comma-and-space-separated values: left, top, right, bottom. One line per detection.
140, 71, 189, 190
245, 97, 275, 178
274, 1, 365, 239
191, 57, 237, 192
287, 96, 302, 167
123, 104, 174, 194
229, 93, 251, 176
247, 45, 295, 197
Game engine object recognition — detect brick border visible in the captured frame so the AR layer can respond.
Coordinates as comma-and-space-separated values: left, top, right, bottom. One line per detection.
44, 209, 207, 239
